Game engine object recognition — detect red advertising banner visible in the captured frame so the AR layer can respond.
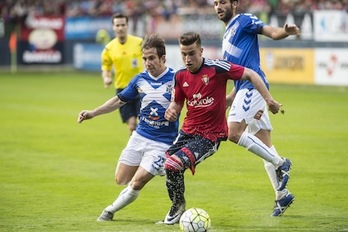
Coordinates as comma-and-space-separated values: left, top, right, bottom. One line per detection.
19, 14, 65, 64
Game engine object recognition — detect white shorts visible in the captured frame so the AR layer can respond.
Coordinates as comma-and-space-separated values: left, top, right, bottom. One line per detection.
118, 131, 169, 176
227, 89, 273, 134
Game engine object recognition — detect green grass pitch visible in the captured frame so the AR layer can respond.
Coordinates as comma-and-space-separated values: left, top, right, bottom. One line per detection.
1, 71, 347, 231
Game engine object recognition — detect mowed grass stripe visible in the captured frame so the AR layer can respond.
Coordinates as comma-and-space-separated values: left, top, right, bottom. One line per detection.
0, 71, 347, 231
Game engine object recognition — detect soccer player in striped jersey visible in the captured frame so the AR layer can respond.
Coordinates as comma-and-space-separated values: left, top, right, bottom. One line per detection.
101, 13, 144, 135
214, 0, 300, 216
78, 34, 179, 221
162, 32, 282, 225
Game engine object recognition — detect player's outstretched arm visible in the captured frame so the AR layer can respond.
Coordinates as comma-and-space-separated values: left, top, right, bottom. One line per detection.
77, 110, 93, 123
241, 68, 281, 114
77, 96, 125, 123
284, 23, 301, 36
262, 23, 300, 40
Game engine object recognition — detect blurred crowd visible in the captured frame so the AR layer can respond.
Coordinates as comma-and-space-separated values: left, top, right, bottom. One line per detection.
1, 0, 347, 23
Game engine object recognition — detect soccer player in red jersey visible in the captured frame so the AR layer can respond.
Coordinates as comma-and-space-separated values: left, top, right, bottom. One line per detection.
161, 32, 282, 224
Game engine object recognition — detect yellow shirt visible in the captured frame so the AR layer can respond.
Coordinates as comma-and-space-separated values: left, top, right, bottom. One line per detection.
101, 34, 144, 89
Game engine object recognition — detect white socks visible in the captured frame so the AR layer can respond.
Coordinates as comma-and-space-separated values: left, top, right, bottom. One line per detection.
263, 146, 288, 200
238, 132, 288, 200
105, 185, 140, 213
237, 132, 283, 167
264, 159, 279, 190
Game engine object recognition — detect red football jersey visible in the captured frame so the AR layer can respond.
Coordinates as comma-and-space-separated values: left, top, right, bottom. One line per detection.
173, 58, 245, 142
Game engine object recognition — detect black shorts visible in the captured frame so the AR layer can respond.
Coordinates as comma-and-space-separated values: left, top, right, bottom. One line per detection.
166, 130, 221, 174
116, 88, 140, 123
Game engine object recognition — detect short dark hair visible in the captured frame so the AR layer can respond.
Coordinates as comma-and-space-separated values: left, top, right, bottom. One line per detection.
112, 13, 128, 24
141, 34, 166, 58
178, 32, 201, 47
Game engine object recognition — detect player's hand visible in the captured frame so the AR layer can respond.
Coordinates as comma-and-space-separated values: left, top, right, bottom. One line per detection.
267, 99, 282, 114
165, 107, 178, 122
284, 23, 300, 36
103, 77, 112, 88
77, 110, 94, 123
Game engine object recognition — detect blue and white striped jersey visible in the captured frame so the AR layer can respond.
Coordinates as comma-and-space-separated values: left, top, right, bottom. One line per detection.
118, 67, 178, 145
222, 13, 269, 91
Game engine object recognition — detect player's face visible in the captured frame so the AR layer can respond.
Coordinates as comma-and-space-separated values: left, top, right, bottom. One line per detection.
142, 47, 166, 77
112, 17, 128, 40
180, 42, 203, 73
214, 0, 235, 23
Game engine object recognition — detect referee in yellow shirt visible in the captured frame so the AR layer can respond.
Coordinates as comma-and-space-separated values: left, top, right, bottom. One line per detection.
101, 13, 144, 134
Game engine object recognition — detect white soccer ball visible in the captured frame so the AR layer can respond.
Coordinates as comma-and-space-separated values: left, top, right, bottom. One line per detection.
179, 208, 211, 232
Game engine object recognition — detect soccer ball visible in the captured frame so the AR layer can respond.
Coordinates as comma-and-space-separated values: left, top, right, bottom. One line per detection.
179, 208, 211, 232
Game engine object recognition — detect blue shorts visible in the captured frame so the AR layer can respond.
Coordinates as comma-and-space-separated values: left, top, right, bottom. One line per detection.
166, 130, 221, 174
116, 88, 140, 123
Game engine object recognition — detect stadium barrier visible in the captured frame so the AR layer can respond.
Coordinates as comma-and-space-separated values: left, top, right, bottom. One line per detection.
73, 43, 348, 86
1, 10, 348, 86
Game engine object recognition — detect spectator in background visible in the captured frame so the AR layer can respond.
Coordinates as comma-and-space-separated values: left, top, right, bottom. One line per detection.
2, 0, 348, 22
125, 0, 145, 34
101, 13, 144, 135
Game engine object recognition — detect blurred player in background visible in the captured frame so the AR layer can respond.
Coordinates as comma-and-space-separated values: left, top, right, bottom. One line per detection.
101, 13, 144, 135
213, 0, 300, 216
161, 32, 283, 225
78, 34, 178, 221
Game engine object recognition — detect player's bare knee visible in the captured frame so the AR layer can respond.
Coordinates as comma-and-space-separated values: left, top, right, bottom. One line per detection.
115, 175, 128, 185
130, 180, 145, 191
228, 133, 240, 144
